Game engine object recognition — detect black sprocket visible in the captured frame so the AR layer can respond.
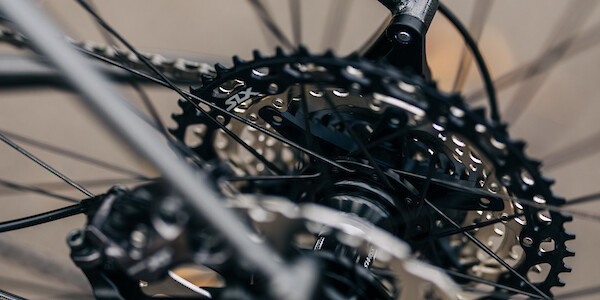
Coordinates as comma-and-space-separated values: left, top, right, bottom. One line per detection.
170, 48, 574, 297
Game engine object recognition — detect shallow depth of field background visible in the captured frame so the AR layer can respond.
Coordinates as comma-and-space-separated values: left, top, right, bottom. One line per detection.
0, 1, 599, 299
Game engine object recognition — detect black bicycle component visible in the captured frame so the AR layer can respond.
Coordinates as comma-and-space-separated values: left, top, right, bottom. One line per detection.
171, 49, 573, 297
365, 0, 438, 76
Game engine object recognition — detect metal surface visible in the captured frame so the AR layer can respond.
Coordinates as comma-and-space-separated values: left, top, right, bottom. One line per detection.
379, 0, 439, 30
0, 2, 314, 300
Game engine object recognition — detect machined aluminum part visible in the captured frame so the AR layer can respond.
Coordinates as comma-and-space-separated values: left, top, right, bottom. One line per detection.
228, 194, 465, 300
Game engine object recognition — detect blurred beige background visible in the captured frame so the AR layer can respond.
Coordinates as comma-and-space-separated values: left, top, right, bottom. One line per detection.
0, 0, 599, 298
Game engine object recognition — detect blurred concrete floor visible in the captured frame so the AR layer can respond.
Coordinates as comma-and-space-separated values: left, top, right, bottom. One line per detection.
0, 0, 599, 299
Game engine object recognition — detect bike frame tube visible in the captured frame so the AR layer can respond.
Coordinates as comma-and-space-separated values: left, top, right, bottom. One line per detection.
0, 1, 314, 299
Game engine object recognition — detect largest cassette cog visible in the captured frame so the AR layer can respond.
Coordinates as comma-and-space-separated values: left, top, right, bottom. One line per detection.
170, 48, 574, 297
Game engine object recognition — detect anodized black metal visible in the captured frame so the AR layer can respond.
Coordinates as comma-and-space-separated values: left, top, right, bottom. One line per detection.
171, 49, 573, 297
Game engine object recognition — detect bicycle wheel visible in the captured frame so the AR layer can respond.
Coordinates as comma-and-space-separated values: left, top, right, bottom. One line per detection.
0, 1, 598, 299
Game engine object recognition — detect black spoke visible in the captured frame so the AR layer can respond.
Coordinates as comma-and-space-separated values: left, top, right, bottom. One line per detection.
0, 177, 150, 196
0, 236, 90, 289
0, 132, 94, 198
467, 21, 600, 103
289, 0, 301, 46
0, 201, 89, 233
564, 191, 600, 207
541, 130, 600, 170
502, 1, 598, 124
451, 0, 493, 92
76, 45, 353, 173
415, 153, 436, 217
227, 173, 320, 182
299, 84, 314, 149
0, 289, 26, 300
0, 129, 148, 179
424, 212, 526, 241
555, 283, 600, 299
321, 0, 353, 51
446, 270, 543, 299
318, 83, 393, 189
425, 199, 551, 299
76, 0, 284, 175
0, 178, 79, 203
248, 0, 294, 50
438, 2, 500, 122
392, 168, 600, 222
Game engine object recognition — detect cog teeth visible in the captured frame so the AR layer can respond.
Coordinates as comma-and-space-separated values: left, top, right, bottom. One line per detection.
559, 212, 573, 222
513, 140, 526, 151
168, 128, 177, 135
275, 46, 286, 57
201, 74, 213, 85
564, 232, 576, 242
296, 45, 309, 56
232, 55, 246, 66
529, 159, 542, 168
472, 107, 486, 118
553, 195, 566, 204
171, 113, 181, 121
323, 49, 335, 58
190, 85, 201, 93
177, 99, 187, 108
557, 279, 567, 287
346, 51, 360, 60
561, 263, 573, 273
214, 63, 228, 75
497, 123, 508, 131
542, 176, 556, 185
253, 49, 265, 60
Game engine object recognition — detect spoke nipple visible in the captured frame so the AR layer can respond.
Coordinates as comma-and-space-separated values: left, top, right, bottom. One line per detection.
395, 31, 412, 44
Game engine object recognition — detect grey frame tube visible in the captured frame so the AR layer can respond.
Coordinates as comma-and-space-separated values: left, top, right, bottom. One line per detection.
0, 0, 299, 294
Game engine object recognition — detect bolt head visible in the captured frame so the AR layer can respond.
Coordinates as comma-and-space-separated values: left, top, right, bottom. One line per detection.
396, 31, 412, 43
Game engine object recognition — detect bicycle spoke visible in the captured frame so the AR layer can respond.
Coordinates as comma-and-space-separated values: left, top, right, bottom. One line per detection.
438, 3, 500, 123
0, 236, 90, 289
0, 201, 88, 233
0, 177, 150, 196
0, 178, 78, 203
564, 191, 600, 207
321, 0, 353, 51
503, 0, 598, 124
541, 129, 600, 170
289, 0, 301, 46
414, 154, 436, 217
76, 0, 284, 175
446, 270, 543, 299
227, 173, 320, 182
555, 283, 600, 299
423, 212, 526, 241
0, 129, 148, 179
248, 0, 294, 51
318, 83, 393, 189
451, 0, 493, 92
299, 84, 313, 148
467, 21, 600, 103
76, 46, 353, 173
425, 199, 551, 299
0, 132, 94, 198
393, 168, 600, 222
0, 289, 26, 300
